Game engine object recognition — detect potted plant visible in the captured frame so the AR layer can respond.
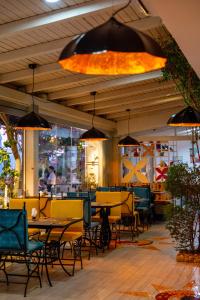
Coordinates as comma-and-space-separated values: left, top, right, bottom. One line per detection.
165, 163, 200, 262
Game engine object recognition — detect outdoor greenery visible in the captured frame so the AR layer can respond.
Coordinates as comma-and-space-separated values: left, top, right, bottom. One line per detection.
0, 113, 21, 196
161, 38, 200, 110
0, 144, 19, 196
165, 163, 200, 252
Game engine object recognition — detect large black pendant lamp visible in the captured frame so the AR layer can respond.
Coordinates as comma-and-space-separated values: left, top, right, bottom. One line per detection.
118, 109, 140, 146
15, 64, 51, 130
79, 91, 108, 141
58, 0, 166, 75
167, 106, 200, 127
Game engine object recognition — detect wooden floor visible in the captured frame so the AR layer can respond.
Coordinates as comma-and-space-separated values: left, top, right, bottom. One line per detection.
1, 223, 200, 300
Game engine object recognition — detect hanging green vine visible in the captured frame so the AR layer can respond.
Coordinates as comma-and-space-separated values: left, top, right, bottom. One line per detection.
161, 38, 200, 110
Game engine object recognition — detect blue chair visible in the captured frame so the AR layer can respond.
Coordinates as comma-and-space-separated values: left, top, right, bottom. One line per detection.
0, 208, 43, 297
133, 186, 153, 229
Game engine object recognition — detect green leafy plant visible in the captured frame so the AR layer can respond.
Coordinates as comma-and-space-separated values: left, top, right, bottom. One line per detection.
0, 143, 19, 196
161, 38, 200, 110
0, 113, 21, 196
165, 163, 200, 252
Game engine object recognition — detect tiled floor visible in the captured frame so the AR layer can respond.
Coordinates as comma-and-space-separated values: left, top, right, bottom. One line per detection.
0, 223, 200, 299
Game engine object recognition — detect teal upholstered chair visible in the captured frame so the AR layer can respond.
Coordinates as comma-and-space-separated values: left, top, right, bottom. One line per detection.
0, 208, 43, 297
133, 187, 153, 229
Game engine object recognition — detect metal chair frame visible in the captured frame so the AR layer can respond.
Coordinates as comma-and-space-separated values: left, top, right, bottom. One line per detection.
0, 208, 43, 297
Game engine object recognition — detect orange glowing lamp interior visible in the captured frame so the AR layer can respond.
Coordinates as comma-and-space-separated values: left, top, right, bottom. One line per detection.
168, 123, 200, 127
79, 137, 108, 141
15, 127, 51, 130
59, 51, 167, 75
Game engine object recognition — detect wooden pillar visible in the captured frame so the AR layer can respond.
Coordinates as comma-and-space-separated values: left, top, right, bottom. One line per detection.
102, 136, 120, 186
23, 130, 39, 196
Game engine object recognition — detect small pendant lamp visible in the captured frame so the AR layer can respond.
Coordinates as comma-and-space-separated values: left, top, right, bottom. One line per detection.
118, 109, 140, 146
15, 64, 51, 130
79, 91, 108, 141
58, 0, 166, 75
167, 106, 200, 127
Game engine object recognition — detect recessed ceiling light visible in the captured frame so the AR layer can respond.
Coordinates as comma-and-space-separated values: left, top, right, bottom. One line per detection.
45, 0, 60, 3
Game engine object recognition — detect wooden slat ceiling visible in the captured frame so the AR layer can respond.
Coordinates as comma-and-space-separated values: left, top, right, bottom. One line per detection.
0, 0, 182, 123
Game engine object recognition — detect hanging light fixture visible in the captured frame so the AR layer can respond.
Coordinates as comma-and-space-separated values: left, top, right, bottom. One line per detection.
79, 91, 108, 141
15, 64, 51, 130
118, 109, 140, 146
58, 0, 166, 75
167, 106, 200, 127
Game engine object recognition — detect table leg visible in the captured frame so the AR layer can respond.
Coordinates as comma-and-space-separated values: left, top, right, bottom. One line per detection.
99, 208, 111, 248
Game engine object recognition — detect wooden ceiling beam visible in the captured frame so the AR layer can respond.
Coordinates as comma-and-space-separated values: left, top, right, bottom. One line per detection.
26, 74, 106, 93
65, 80, 175, 106
0, 0, 130, 39
0, 16, 161, 65
0, 63, 62, 84
96, 95, 183, 115
111, 101, 183, 121
0, 85, 115, 131
48, 71, 162, 100
81, 87, 177, 111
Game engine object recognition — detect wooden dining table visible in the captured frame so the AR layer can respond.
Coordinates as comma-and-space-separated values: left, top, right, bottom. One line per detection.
28, 217, 83, 286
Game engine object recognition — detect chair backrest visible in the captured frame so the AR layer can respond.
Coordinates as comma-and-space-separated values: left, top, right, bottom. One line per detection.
39, 197, 51, 218
95, 191, 122, 217
96, 187, 110, 192
60, 196, 91, 227
121, 191, 134, 214
133, 187, 150, 200
0, 209, 28, 252
133, 187, 151, 208
10, 198, 40, 219
50, 200, 84, 231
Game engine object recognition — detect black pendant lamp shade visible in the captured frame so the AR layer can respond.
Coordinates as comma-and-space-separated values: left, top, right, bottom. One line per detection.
15, 111, 51, 130
15, 64, 51, 131
79, 91, 108, 141
58, 7, 166, 75
118, 109, 140, 147
167, 106, 200, 127
118, 135, 140, 147
80, 126, 108, 141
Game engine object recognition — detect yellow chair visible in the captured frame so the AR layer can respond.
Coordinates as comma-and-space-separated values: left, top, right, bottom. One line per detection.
121, 192, 141, 237
94, 192, 122, 246
49, 199, 84, 275
95, 191, 122, 222
50, 199, 83, 232
10, 198, 40, 236
39, 197, 51, 218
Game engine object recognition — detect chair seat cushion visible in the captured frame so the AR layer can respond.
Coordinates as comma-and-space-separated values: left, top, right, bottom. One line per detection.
28, 240, 44, 252
28, 228, 40, 236
90, 221, 100, 228
91, 216, 101, 222
92, 215, 120, 223
136, 207, 149, 211
108, 216, 121, 223
45, 230, 82, 242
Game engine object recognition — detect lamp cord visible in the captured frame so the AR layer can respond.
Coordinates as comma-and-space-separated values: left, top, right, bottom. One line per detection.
32, 67, 35, 112
91, 91, 96, 127
127, 109, 130, 135
112, 0, 131, 17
